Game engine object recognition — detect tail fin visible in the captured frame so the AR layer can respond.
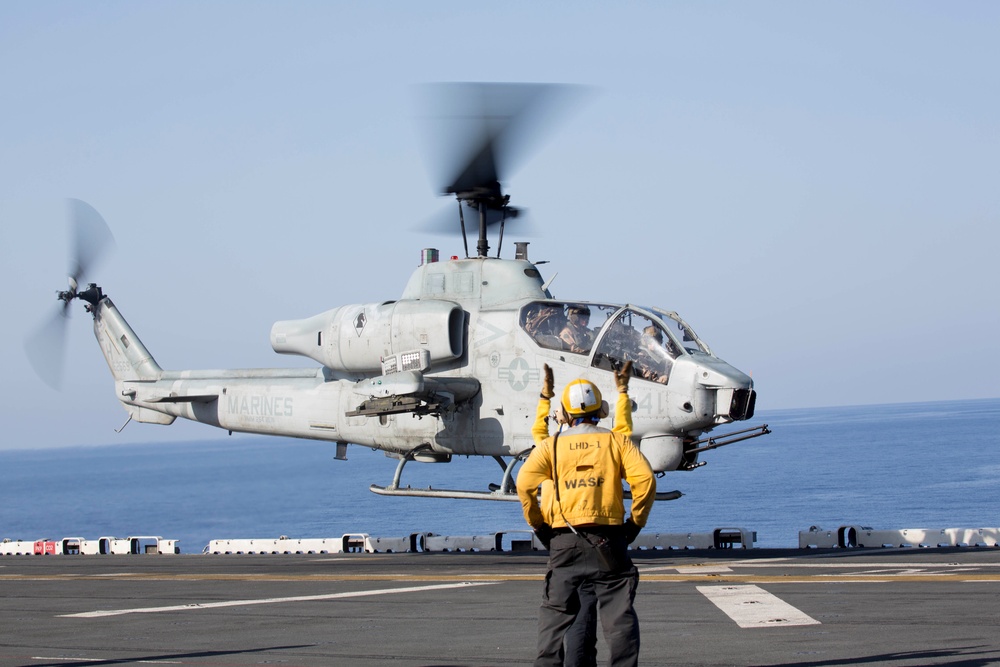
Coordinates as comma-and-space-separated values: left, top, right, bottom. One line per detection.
92, 295, 162, 382
92, 294, 177, 425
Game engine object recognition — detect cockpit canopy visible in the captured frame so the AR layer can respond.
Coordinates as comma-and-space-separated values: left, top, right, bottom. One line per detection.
648, 307, 713, 356
519, 301, 711, 385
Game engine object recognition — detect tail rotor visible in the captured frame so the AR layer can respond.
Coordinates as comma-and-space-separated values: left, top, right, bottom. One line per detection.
25, 199, 116, 389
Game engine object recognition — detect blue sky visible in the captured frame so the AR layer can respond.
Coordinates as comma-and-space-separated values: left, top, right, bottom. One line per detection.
2, 2, 997, 449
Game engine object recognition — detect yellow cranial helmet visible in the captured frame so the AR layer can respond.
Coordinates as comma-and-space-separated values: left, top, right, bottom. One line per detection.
561, 378, 604, 418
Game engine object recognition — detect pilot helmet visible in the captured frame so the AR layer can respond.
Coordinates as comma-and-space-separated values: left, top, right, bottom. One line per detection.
561, 378, 603, 418
540, 304, 560, 318
643, 325, 663, 342
567, 305, 591, 318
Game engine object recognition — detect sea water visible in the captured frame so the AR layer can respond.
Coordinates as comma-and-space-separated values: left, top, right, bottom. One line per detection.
1, 399, 997, 551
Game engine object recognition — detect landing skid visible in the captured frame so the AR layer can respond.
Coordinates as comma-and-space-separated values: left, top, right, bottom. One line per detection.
647, 490, 683, 502
368, 448, 685, 502
369, 484, 520, 501
497, 484, 681, 502
369, 450, 524, 501
369, 485, 682, 502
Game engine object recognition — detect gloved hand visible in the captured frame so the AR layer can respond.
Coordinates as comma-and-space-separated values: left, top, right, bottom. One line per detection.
614, 360, 633, 394
541, 364, 555, 399
623, 518, 642, 544
534, 523, 555, 549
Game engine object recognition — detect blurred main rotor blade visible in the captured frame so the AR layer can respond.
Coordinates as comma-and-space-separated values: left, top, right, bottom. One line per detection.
25, 306, 69, 390
416, 83, 587, 195
69, 198, 115, 284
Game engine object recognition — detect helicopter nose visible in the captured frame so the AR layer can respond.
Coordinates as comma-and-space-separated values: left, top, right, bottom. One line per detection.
719, 386, 756, 421
673, 356, 756, 423
695, 363, 755, 420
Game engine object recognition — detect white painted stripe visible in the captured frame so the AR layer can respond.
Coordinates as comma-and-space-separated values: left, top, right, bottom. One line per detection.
639, 564, 734, 574
675, 566, 733, 574
697, 585, 820, 628
725, 559, 1000, 569
60, 581, 498, 618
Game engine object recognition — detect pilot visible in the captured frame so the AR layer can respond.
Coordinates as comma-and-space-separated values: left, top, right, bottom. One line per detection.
636, 325, 672, 384
640, 325, 662, 348
560, 306, 595, 354
519, 362, 654, 667
642, 325, 679, 357
530, 362, 637, 667
525, 304, 564, 345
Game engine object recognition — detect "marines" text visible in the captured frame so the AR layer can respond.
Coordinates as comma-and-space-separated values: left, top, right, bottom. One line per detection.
227, 395, 293, 417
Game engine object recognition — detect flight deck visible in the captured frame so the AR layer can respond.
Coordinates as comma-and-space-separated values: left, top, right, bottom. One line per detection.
2, 547, 999, 666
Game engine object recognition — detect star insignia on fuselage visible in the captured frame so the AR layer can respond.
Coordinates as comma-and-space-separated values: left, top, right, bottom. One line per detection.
498, 357, 539, 391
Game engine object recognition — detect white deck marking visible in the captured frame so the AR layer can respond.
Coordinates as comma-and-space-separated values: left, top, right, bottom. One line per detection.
60, 581, 498, 618
725, 559, 1000, 569
697, 585, 820, 628
638, 564, 734, 574
675, 565, 733, 574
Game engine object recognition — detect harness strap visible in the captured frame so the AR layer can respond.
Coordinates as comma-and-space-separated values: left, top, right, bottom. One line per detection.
551, 429, 578, 535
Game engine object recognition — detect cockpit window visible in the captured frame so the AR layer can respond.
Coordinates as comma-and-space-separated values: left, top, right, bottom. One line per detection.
520, 302, 618, 354
650, 308, 712, 355
592, 309, 679, 384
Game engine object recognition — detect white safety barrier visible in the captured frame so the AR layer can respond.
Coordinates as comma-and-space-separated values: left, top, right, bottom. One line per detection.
201, 528, 753, 555
1, 536, 179, 555
368, 534, 423, 553
421, 530, 539, 552
0, 539, 37, 555
204, 534, 373, 555
799, 525, 1000, 548
204, 531, 542, 554
633, 527, 755, 550
19, 526, 998, 554
424, 534, 499, 552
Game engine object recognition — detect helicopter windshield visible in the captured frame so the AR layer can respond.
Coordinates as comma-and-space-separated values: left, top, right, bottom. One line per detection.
519, 301, 618, 355
649, 307, 712, 355
591, 309, 680, 384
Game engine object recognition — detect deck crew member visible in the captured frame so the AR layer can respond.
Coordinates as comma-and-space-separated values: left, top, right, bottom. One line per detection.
531, 362, 637, 667
518, 362, 655, 667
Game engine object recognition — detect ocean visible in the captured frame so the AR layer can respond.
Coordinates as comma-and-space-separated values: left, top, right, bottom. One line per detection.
2, 399, 998, 552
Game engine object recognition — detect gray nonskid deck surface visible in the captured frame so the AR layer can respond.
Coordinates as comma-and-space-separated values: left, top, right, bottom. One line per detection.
2, 548, 999, 666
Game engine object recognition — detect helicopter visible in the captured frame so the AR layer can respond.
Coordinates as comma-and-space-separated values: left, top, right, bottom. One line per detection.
26, 83, 769, 502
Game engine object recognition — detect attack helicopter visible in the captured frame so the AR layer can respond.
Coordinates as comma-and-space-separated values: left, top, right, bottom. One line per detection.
27, 83, 769, 502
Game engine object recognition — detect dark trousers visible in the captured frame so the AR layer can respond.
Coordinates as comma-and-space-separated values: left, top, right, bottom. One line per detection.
535, 530, 640, 667
563, 580, 597, 667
